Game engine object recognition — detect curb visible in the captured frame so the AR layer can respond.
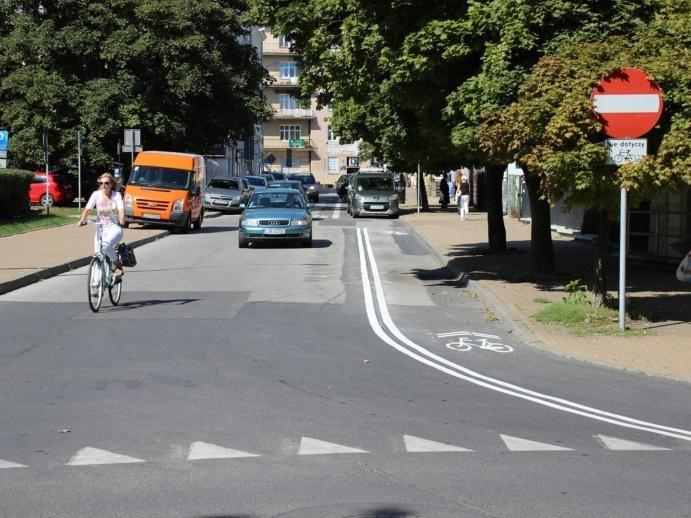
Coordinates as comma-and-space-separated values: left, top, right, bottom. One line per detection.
0, 230, 169, 296
400, 214, 546, 349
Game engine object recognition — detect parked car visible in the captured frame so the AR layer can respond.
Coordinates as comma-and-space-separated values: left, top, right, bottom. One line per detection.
260, 173, 275, 183
238, 188, 313, 248
335, 173, 353, 201
346, 169, 400, 218
289, 172, 319, 202
204, 177, 251, 212
29, 171, 74, 207
242, 175, 268, 191
266, 179, 306, 196
267, 171, 287, 180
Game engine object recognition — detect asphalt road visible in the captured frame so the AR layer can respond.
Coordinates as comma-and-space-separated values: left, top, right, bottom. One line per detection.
1, 194, 690, 518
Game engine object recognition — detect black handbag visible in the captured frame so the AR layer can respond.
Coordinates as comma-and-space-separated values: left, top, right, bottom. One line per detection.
116, 243, 137, 267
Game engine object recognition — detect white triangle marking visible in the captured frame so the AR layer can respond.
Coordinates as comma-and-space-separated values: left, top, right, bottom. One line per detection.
501, 435, 572, 452
0, 459, 27, 469
187, 441, 260, 460
404, 435, 473, 453
67, 447, 146, 466
298, 437, 368, 455
597, 435, 670, 451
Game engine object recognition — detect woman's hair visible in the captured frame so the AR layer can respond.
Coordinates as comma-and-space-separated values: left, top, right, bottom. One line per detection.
97, 172, 118, 192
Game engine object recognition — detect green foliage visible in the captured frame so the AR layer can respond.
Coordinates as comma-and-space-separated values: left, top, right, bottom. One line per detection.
563, 278, 588, 305
0, 0, 272, 170
0, 169, 33, 218
0, 207, 81, 236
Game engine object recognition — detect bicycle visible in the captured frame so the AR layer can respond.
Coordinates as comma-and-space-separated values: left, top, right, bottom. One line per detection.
612, 149, 635, 165
81, 220, 122, 312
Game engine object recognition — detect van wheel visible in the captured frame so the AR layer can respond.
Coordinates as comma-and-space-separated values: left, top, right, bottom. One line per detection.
193, 209, 203, 230
180, 215, 192, 234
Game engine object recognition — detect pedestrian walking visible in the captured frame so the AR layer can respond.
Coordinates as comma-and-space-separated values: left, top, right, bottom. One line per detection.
439, 174, 450, 209
455, 173, 470, 221
448, 170, 456, 201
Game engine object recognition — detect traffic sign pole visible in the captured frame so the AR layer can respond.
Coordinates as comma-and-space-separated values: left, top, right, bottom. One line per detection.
77, 131, 83, 210
591, 67, 663, 332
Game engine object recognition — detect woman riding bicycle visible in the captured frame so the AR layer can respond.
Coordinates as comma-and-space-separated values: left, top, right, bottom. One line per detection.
77, 173, 126, 280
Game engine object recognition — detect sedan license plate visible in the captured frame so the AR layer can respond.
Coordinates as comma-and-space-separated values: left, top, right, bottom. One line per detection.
142, 213, 161, 220
213, 200, 229, 206
264, 228, 285, 235
369, 204, 384, 210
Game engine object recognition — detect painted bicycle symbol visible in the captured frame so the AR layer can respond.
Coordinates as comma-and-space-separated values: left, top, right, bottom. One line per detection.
437, 331, 514, 353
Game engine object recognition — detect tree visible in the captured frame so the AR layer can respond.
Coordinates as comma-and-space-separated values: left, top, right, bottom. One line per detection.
477, 1, 690, 305
0, 0, 272, 171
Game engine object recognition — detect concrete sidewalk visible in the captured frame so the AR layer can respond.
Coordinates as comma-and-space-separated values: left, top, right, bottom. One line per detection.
0, 223, 169, 295
401, 190, 691, 383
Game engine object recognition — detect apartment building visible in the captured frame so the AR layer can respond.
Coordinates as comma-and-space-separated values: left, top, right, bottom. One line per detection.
258, 30, 362, 185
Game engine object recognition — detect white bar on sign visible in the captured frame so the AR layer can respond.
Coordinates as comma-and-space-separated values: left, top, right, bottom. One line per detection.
593, 94, 660, 114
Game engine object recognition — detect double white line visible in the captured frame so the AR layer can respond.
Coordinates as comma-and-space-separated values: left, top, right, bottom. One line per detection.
356, 227, 691, 442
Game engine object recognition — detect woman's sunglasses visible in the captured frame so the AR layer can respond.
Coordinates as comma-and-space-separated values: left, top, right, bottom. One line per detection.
98, 181, 112, 186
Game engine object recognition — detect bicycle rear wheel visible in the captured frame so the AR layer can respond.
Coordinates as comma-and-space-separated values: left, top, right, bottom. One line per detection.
109, 276, 122, 305
88, 258, 104, 312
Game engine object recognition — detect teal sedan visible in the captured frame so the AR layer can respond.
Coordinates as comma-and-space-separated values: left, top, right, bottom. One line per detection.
238, 188, 313, 248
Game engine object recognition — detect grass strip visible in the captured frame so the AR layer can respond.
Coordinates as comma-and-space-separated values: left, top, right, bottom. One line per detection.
0, 207, 81, 237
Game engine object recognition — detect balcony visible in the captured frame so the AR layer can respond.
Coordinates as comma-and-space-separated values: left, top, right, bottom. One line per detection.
268, 76, 299, 88
262, 42, 293, 56
275, 108, 313, 119
263, 136, 315, 150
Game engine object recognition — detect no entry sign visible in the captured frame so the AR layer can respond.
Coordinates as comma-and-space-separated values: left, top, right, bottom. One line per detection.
591, 67, 663, 138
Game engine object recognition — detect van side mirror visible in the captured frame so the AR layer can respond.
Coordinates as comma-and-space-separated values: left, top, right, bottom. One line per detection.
239, 203, 246, 209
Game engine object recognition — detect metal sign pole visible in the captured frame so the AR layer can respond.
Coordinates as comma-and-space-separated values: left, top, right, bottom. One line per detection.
129, 130, 134, 175
77, 131, 82, 210
417, 163, 421, 215
619, 187, 627, 331
43, 132, 49, 215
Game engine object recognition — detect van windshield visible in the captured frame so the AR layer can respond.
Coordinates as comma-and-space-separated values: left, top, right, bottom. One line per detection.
357, 176, 393, 191
129, 166, 194, 190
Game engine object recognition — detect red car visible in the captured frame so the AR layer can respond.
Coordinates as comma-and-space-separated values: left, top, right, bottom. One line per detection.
29, 172, 75, 207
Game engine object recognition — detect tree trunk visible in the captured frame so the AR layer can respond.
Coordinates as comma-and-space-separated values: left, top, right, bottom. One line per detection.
593, 209, 610, 307
484, 164, 507, 252
418, 169, 429, 211
523, 171, 555, 274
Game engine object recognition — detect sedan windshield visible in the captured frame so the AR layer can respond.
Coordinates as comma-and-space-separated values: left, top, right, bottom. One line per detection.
129, 166, 193, 190
248, 192, 305, 209
245, 177, 266, 187
208, 179, 239, 190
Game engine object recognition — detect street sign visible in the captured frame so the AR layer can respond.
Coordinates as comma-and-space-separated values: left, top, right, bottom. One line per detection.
123, 129, 141, 147
264, 153, 276, 164
121, 145, 142, 153
0, 150, 7, 159
605, 139, 647, 165
288, 139, 305, 148
0, 130, 8, 151
591, 67, 663, 138
0, 158, 7, 169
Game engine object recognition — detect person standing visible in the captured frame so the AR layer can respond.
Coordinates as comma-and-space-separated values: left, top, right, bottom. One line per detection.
456, 174, 471, 221
439, 173, 450, 209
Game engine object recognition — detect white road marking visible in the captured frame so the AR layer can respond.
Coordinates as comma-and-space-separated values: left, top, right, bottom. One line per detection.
501, 435, 572, 452
332, 206, 341, 219
596, 435, 671, 451
357, 228, 691, 442
0, 459, 26, 469
404, 435, 473, 453
187, 441, 260, 460
298, 437, 368, 455
66, 447, 145, 466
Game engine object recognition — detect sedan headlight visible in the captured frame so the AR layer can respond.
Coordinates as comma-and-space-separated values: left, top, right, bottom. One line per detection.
124, 193, 133, 208
241, 218, 259, 227
291, 219, 309, 226
389, 194, 399, 201
355, 194, 363, 200
204, 194, 212, 203
173, 198, 185, 211
308, 185, 316, 191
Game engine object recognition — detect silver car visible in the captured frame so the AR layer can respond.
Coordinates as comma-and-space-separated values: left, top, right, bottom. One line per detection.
347, 170, 400, 218
204, 177, 251, 212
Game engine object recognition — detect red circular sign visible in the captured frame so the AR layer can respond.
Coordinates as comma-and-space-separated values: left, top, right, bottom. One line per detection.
590, 67, 663, 139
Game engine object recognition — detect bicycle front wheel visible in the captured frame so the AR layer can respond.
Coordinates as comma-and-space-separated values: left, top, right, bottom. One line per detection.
88, 258, 104, 312
109, 277, 122, 305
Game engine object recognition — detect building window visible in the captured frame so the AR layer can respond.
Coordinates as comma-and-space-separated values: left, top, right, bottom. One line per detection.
278, 35, 293, 48
347, 156, 359, 167
328, 157, 339, 172
327, 126, 336, 142
279, 61, 298, 79
280, 125, 301, 141
279, 93, 299, 110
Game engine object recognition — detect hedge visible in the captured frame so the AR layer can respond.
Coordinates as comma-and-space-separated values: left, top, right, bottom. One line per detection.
0, 169, 33, 219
